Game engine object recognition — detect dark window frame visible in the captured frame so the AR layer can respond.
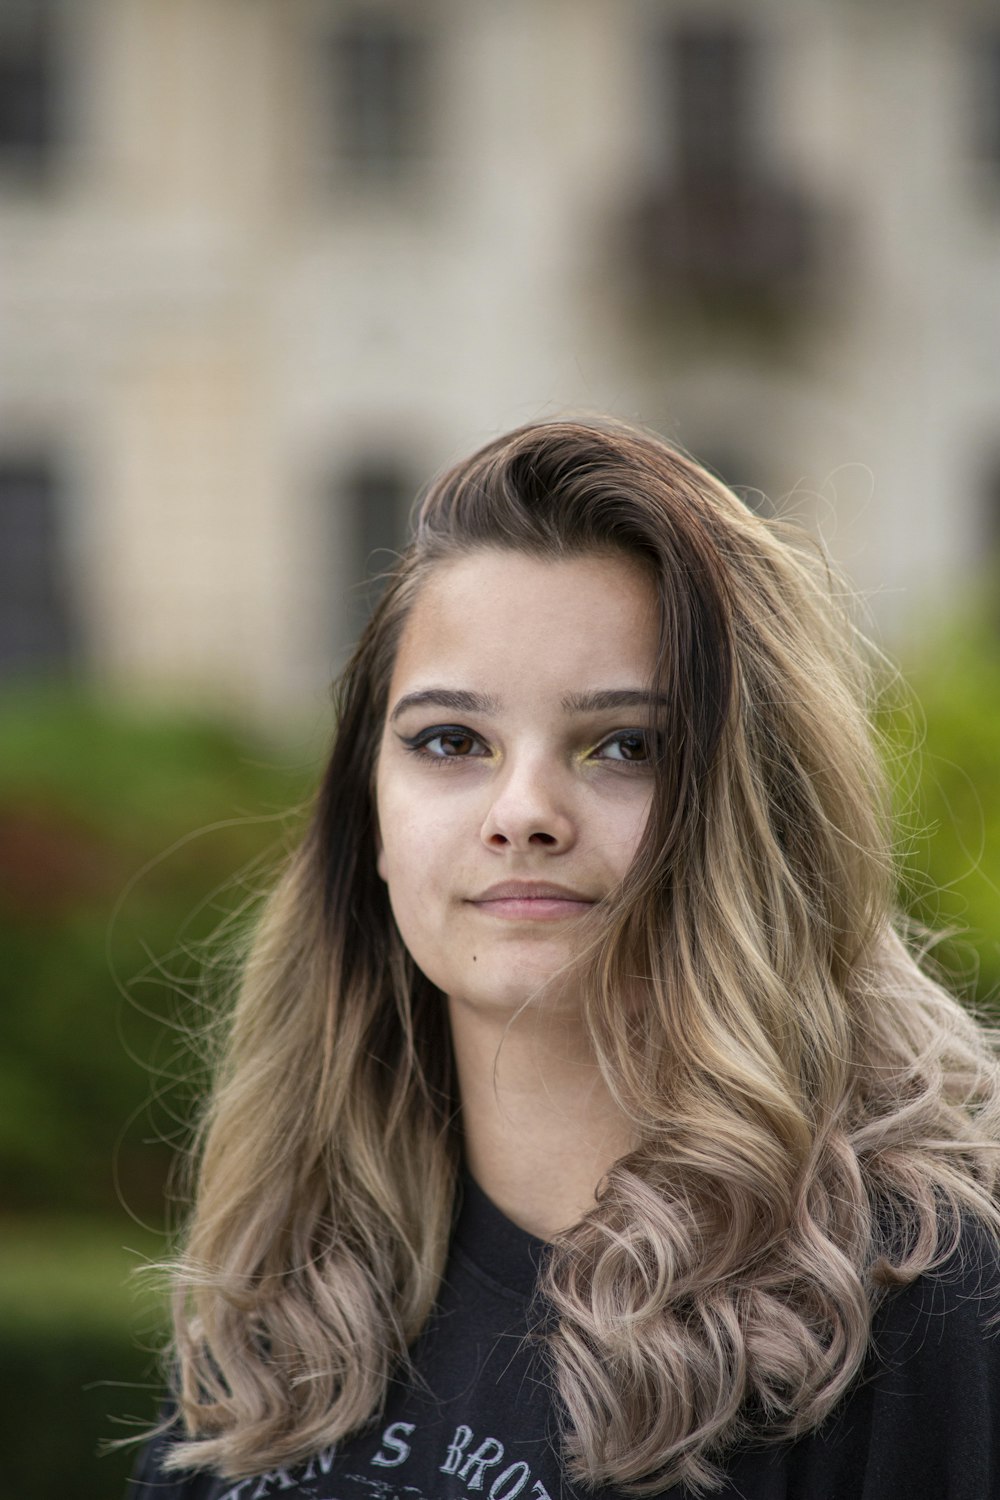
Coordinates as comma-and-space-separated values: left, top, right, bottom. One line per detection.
0, 1, 61, 181
339, 454, 414, 633
971, 25, 1000, 173
326, 12, 433, 184
668, 18, 760, 187
0, 451, 78, 678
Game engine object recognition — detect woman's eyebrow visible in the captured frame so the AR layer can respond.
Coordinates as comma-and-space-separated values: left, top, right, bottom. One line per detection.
390, 686, 666, 722
389, 688, 502, 722
561, 689, 667, 713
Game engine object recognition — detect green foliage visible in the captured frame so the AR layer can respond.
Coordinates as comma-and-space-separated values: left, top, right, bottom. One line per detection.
0, 689, 320, 1493
882, 612, 1000, 1009
4, 1317, 157, 1497
0, 1219, 167, 1498
0, 686, 318, 1219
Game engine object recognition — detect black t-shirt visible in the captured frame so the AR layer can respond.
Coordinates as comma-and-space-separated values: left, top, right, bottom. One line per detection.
128, 1177, 1000, 1500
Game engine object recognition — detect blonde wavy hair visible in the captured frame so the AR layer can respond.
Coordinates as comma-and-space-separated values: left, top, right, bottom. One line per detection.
164, 420, 1000, 1493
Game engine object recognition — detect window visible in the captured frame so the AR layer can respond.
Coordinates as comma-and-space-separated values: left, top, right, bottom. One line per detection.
630, 18, 816, 307
340, 455, 413, 631
971, 27, 1000, 173
0, 455, 77, 677
0, 2, 59, 179
328, 14, 431, 182
669, 20, 757, 185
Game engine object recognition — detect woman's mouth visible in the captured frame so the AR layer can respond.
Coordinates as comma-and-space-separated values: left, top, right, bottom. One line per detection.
467, 881, 597, 921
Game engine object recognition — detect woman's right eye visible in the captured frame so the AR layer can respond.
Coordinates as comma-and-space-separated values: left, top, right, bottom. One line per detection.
400, 726, 490, 761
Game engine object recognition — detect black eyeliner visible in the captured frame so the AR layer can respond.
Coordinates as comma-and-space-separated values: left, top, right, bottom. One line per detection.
395, 722, 478, 748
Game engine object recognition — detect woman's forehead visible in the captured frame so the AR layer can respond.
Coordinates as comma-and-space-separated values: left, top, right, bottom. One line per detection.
387, 551, 660, 708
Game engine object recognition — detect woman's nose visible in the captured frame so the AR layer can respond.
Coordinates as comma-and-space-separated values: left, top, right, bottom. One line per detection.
479, 756, 577, 852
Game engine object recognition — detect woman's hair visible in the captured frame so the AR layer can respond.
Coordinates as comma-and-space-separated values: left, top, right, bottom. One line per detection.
165, 419, 1000, 1493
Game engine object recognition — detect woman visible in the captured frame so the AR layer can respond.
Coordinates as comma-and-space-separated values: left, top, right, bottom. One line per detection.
129, 419, 1000, 1499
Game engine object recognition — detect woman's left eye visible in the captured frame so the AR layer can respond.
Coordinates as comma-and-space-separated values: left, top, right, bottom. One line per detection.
400, 725, 490, 761
423, 731, 485, 757
593, 730, 653, 764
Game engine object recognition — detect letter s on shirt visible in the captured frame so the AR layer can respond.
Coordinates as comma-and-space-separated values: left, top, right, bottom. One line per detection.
371, 1421, 416, 1468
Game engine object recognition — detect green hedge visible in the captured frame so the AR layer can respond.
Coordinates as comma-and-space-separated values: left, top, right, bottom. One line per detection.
1, 1219, 167, 1498
0, 687, 316, 1219
0, 692, 318, 1495
4, 1320, 159, 1497
883, 612, 1000, 1009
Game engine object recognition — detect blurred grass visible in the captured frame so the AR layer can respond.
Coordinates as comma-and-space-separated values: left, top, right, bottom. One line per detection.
883, 604, 1000, 1009
0, 1217, 167, 1333
0, 1217, 170, 1498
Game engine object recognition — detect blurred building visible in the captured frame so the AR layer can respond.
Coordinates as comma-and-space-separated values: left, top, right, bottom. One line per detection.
1, 0, 998, 713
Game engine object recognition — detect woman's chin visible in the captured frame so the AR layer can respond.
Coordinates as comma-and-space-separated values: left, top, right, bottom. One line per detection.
444, 956, 583, 1022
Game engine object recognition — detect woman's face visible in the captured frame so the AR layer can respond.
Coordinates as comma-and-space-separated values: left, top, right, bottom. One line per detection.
375, 549, 659, 1016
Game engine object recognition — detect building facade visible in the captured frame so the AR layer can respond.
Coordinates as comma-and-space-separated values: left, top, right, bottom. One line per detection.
1, 0, 998, 713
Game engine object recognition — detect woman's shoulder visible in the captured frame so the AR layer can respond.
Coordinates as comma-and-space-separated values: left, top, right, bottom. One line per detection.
764, 1217, 1000, 1499
852, 1217, 1000, 1487
873, 1213, 1000, 1345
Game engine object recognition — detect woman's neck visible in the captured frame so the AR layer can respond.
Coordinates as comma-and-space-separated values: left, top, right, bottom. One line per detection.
447, 992, 634, 1240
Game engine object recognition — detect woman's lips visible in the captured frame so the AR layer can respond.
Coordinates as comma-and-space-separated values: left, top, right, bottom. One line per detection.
468, 882, 596, 921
